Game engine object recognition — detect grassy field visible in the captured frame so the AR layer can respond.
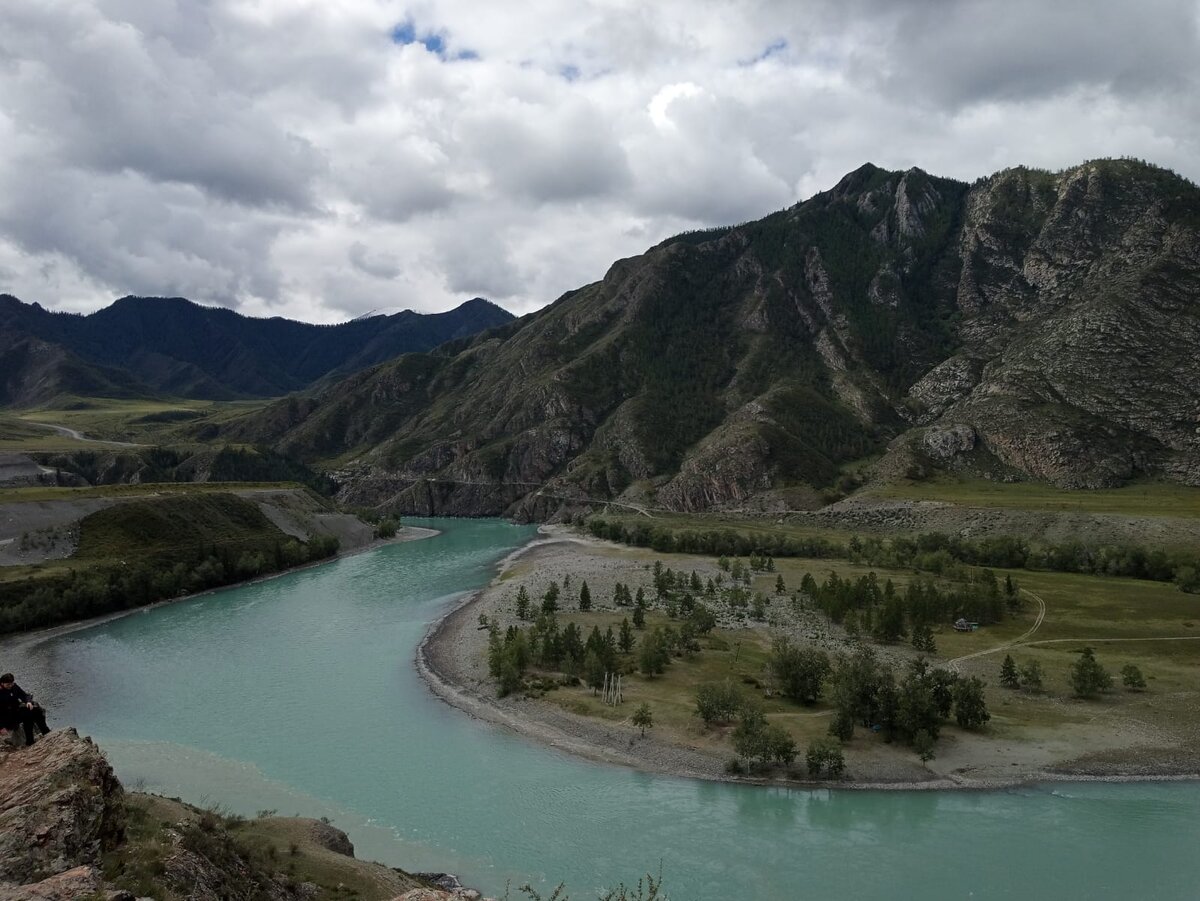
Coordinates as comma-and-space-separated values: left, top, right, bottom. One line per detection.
3, 396, 268, 449
869, 476, 1200, 519
0, 480, 304, 505
512, 533, 1200, 773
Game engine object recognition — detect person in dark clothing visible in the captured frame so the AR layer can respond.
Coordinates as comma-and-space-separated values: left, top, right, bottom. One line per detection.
0, 673, 50, 746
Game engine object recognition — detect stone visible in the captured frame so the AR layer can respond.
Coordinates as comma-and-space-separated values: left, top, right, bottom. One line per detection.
0, 730, 124, 885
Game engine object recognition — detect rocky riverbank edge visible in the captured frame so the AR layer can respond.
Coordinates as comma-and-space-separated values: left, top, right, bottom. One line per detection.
0, 525, 440, 654
416, 528, 1200, 793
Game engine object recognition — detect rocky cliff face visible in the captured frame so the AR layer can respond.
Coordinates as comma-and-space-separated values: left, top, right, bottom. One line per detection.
0, 730, 125, 889
0, 730, 438, 900
227, 159, 1200, 516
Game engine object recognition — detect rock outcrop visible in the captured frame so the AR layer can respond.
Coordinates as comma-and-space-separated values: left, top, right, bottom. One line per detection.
0, 730, 432, 900
0, 730, 125, 886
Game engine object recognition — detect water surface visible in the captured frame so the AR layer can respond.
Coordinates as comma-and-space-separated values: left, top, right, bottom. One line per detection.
6, 518, 1198, 900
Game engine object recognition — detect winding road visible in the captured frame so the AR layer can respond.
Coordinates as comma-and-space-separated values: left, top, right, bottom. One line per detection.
25, 420, 144, 448
948, 588, 1047, 671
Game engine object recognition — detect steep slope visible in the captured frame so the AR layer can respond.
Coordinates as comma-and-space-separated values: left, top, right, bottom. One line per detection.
0, 295, 514, 402
0, 332, 155, 407
226, 159, 1200, 516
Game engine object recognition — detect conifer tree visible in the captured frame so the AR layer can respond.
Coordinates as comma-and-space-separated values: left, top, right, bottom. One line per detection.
1000, 654, 1019, 689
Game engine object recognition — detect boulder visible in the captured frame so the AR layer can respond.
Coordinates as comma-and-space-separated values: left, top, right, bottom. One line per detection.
0, 730, 124, 884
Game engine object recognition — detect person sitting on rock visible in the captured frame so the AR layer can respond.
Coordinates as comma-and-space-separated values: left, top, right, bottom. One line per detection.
0, 672, 51, 746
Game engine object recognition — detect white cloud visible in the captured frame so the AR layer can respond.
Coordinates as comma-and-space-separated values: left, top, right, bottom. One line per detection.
0, 0, 1197, 323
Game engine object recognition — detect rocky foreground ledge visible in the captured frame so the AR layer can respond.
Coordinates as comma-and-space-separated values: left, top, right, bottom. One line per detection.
0, 730, 491, 901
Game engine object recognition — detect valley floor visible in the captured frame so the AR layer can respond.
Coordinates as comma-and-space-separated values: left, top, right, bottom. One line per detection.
418, 526, 1200, 790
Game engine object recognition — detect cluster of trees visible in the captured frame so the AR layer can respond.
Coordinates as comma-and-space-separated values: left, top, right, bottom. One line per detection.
695, 681, 798, 772
1000, 649, 1147, 698
0, 532, 339, 635
799, 568, 1016, 641
825, 647, 989, 760
585, 518, 842, 560
585, 519, 1200, 592
487, 597, 720, 697
850, 532, 1200, 592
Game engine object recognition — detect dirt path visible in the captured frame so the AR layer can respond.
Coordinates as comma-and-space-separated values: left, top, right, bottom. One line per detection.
948, 588, 1047, 670
25, 421, 144, 448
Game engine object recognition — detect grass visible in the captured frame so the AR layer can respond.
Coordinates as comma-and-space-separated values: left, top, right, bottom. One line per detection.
0, 480, 305, 505
3, 396, 269, 449
869, 476, 1200, 519
109, 794, 424, 900
522, 533, 1200, 771
542, 610, 842, 758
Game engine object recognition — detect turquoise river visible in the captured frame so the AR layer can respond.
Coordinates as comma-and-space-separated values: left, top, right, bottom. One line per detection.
4, 518, 1199, 899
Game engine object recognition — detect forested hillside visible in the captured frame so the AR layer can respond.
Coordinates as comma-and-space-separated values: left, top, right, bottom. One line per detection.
0, 294, 514, 402
224, 159, 1200, 516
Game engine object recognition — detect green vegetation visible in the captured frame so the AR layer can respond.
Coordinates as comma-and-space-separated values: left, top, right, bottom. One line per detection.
1070, 647, 1114, 698
0, 493, 339, 634
871, 477, 1200, 521
587, 517, 1200, 592
103, 793, 426, 900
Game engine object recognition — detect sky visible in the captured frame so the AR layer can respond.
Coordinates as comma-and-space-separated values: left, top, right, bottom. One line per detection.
1, 0, 1198, 324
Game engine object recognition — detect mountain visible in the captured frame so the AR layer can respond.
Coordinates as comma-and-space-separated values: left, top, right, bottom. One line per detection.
0, 294, 514, 402
224, 159, 1200, 516
0, 331, 154, 407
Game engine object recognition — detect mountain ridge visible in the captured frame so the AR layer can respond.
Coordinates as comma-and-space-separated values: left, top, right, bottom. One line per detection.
169, 159, 1200, 515
0, 294, 515, 404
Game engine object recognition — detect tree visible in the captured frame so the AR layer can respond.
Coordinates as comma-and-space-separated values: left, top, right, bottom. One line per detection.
542, 582, 560, 615
695, 680, 742, 726
953, 676, 990, 730
584, 650, 606, 694
873, 596, 907, 643
579, 580, 592, 611
1070, 647, 1113, 698
765, 724, 796, 766
515, 586, 531, 621
718, 555, 731, 572
896, 658, 941, 743
999, 654, 1019, 689
635, 586, 645, 607
638, 629, 670, 676
1018, 660, 1044, 692
619, 618, 635, 653
805, 736, 845, 778
632, 602, 646, 629
775, 574, 786, 595
913, 729, 936, 764
632, 703, 653, 737
769, 637, 831, 706
731, 704, 769, 767
911, 622, 937, 654
1121, 664, 1147, 691
828, 709, 855, 742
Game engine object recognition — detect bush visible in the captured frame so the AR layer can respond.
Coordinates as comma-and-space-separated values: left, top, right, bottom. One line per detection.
1070, 647, 1113, 698
805, 737, 845, 779
694, 680, 742, 726
1121, 664, 1147, 691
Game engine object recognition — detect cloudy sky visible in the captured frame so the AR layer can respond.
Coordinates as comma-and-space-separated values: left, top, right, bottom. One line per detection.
1, 0, 1198, 323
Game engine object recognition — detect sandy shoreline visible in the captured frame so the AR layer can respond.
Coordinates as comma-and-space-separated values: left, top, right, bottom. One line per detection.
0, 524, 440, 655
417, 526, 1200, 792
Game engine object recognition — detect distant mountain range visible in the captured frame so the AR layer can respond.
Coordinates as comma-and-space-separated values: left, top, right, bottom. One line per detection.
0, 294, 514, 404
223, 158, 1200, 516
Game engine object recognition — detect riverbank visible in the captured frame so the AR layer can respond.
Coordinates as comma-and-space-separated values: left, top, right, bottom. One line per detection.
417, 526, 1200, 791
0, 524, 439, 653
